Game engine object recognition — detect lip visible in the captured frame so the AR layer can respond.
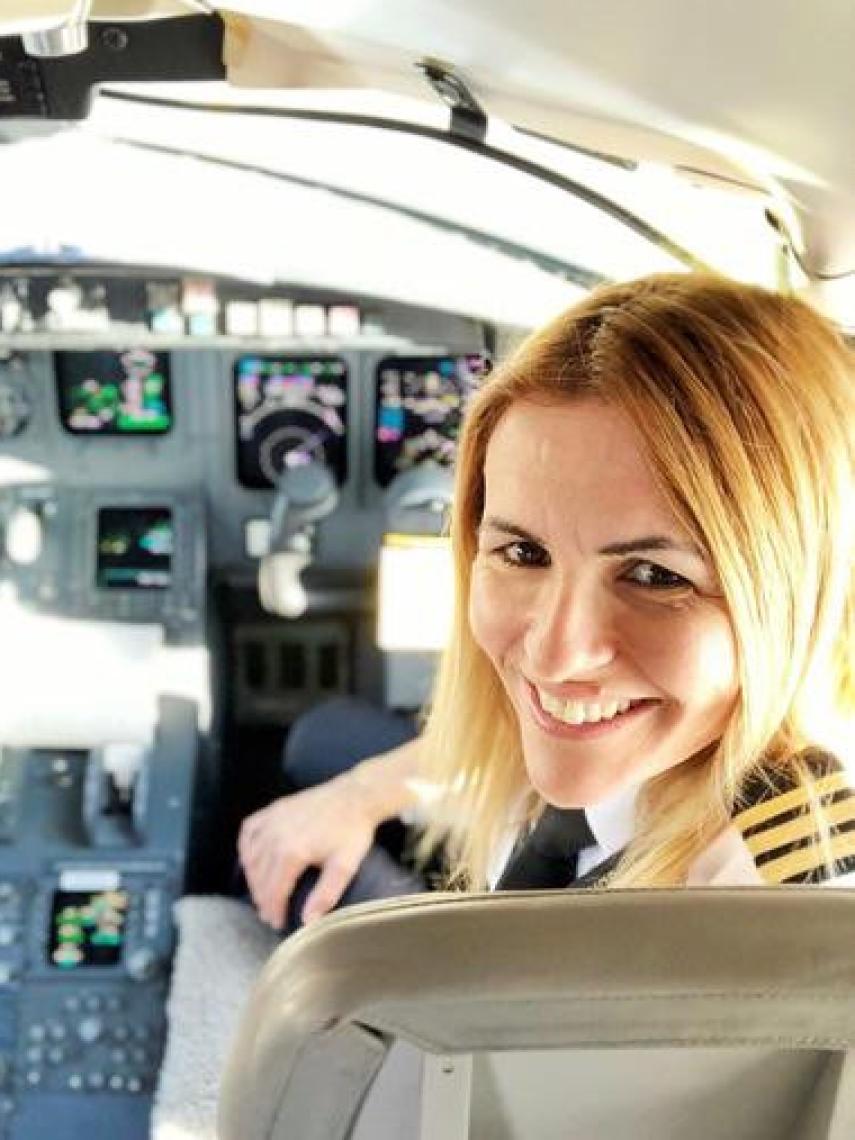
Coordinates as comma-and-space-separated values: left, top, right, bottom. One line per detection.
524, 681, 659, 740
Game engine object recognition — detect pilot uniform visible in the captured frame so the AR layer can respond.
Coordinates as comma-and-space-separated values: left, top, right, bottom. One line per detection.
275, 700, 855, 924
494, 749, 855, 890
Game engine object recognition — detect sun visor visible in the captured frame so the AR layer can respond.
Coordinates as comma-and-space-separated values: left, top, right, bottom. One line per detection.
222, 14, 426, 99
0, 2, 757, 190
217, 13, 754, 194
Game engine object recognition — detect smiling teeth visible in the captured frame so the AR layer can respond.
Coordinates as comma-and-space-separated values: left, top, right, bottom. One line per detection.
538, 691, 634, 725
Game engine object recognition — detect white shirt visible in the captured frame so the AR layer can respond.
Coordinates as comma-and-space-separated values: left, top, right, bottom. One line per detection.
490, 778, 855, 888
577, 782, 639, 878
487, 782, 638, 888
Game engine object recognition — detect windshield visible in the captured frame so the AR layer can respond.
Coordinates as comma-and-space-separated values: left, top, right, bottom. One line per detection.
0, 86, 781, 328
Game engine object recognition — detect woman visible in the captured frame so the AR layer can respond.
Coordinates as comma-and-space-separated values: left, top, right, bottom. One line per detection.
240, 272, 855, 926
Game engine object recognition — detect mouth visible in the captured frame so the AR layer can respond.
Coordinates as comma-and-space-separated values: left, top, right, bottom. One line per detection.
524, 681, 660, 740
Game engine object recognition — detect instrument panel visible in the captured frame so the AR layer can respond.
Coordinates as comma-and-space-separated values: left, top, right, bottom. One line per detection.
96, 506, 174, 591
0, 346, 488, 490
234, 355, 349, 489
234, 352, 488, 490
55, 349, 172, 436
374, 353, 487, 487
0, 341, 488, 577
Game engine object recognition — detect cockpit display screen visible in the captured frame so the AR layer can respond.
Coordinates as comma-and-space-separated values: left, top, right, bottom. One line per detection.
50, 889, 129, 969
234, 356, 348, 488
96, 507, 173, 590
374, 355, 488, 487
56, 349, 172, 434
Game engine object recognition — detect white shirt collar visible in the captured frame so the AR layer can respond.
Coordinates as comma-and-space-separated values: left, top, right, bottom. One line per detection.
584, 780, 640, 858
489, 779, 642, 888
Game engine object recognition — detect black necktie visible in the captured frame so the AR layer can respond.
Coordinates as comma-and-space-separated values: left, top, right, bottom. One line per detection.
496, 806, 596, 890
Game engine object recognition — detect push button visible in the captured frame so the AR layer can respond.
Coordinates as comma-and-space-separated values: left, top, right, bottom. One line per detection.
77, 1016, 103, 1045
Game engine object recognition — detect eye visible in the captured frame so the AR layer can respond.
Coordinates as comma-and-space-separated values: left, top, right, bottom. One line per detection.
623, 560, 691, 590
497, 540, 550, 568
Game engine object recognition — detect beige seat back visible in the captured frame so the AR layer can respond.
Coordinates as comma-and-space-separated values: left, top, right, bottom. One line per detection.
218, 889, 855, 1140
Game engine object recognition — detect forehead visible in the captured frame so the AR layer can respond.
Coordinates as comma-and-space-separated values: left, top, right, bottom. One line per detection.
485, 398, 652, 490
481, 397, 686, 540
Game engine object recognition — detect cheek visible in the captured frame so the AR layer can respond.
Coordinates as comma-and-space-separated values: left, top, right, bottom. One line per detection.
469, 564, 521, 664
696, 621, 739, 692
633, 609, 738, 707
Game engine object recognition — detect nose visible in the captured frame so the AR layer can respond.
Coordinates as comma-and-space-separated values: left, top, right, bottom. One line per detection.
522, 575, 617, 683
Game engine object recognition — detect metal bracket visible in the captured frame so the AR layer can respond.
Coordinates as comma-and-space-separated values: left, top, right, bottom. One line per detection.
416, 58, 487, 144
419, 1053, 473, 1140
0, 14, 224, 119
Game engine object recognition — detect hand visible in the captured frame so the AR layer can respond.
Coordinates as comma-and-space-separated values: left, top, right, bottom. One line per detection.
238, 773, 379, 929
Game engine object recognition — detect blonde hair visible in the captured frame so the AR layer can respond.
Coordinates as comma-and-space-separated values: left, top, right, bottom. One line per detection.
420, 273, 855, 888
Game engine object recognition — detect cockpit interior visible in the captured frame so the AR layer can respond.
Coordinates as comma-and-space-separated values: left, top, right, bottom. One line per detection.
0, 3, 853, 1139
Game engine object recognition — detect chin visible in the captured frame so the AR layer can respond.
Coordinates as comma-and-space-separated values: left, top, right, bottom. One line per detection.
524, 755, 623, 809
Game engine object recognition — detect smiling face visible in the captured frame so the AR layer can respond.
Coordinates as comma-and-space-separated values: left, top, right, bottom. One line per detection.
469, 397, 740, 807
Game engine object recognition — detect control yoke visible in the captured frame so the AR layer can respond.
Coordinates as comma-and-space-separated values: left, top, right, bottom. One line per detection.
257, 461, 339, 618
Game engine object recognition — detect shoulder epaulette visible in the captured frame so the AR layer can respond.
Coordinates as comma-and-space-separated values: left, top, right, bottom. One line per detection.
732, 751, 855, 884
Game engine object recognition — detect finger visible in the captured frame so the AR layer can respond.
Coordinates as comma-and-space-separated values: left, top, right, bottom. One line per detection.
260, 852, 304, 929
239, 829, 269, 871
302, 857, 360, 924
237, 831, 254, 868
237, 813, 266, 864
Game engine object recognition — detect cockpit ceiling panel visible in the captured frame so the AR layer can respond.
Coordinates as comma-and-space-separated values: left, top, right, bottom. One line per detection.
5, 2, 855, 283
0, 1, 823, 192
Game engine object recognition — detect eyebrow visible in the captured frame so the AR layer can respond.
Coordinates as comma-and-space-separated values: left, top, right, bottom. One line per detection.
480, 516, 705, 558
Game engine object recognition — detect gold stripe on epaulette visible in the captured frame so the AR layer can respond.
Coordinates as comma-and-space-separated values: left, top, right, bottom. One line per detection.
755, 832, 855, 884
734, 772, 849, 833
744, 797, 855, 858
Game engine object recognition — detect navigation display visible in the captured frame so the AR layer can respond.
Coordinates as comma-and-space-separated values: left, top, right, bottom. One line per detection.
96, 507, 173, 590
234, 356, 348, 489
50, 888, 129, 969
374, 355, 488, 487
56, 349, 172, 434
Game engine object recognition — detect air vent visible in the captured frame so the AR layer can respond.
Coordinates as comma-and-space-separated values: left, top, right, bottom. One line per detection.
234, 621, 351, 725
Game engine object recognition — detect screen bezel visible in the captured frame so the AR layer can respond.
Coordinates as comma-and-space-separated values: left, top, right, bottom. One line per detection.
233, 354, 349, 489
49, 887, 129, 970
95, 505, 174, 592
373, 353, 487, 488
55, 349, 174, 437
